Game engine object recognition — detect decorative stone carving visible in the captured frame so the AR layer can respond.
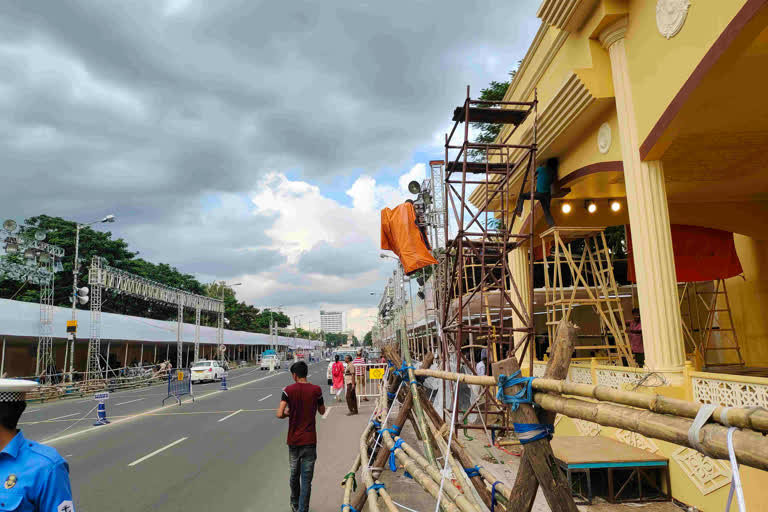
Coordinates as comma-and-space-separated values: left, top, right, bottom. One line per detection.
614, 430, 660, 453
573, 418, 601, 437
595, 368, 646, 389
692, 376, 768, 408
597, 123, 611, 154
569, 366, 593, 385
671, 447, 731, 495
656, 0, 691, 39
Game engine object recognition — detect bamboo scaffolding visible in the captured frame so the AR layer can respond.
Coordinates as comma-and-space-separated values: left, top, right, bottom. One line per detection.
380, 431, 462, 512
413, 368, 768, 471
383, 431, 481, 512
359, 422, 382, 512
341, 454, 361, 508
375, 480, 401, 512
350, 351, 433, 511
414, 369, 768, 433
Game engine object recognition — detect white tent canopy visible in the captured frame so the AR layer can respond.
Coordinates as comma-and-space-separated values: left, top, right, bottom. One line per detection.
0, 298, 322, 350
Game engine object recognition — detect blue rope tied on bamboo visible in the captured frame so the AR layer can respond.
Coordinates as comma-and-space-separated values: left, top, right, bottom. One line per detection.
496, 371, 535, 411
341, 505, 359, 512
366, 483, 386, 494
387, 391, 396, 399
491, 481, 503, 512
377, 425, 401, 437
404, 470, 413, 479
513, 422, 554, 444
370, 419, 381, 428
464, 465, 482, 478
389, 438, 406, 472
392, 362, 415, 378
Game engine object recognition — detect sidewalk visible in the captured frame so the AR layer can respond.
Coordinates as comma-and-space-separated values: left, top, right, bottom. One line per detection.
310, 400, 374, 512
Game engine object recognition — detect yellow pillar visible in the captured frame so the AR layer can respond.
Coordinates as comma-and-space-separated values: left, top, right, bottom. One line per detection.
599, 17, 685, 377
508, 247, 532, 353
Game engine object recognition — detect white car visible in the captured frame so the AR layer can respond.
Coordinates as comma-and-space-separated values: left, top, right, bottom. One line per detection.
260, 355, 281, 370
190, 360, 225, 384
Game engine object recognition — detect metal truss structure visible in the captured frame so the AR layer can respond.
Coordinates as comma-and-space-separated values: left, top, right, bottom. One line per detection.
439, 87, 538, 429
87, 256, 224, 378
1, 222, 63, 382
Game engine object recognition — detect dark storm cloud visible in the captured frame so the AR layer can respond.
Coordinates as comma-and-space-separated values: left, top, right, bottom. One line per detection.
0, 0, 539, 296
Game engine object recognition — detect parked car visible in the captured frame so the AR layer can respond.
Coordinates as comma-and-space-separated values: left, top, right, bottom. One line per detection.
190, 360, 225, 384
260, 354, 281, 370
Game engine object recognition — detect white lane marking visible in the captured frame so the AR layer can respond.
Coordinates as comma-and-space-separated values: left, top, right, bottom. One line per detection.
43, 370, 288, 446
115, 398, 145, 406
322, 406, 332, 419
217, 409, 243, 422
128, 437, 188, 467
257, 394, 272, 402
47, 413, 79, 421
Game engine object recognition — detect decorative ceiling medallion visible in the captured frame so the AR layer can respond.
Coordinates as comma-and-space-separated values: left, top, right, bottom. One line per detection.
656, 0, 691, 39
597, 123, 611, 154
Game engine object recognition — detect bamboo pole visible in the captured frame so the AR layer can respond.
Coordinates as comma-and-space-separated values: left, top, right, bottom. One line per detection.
415, 368, 768, 434
534, 393, 768, 471
359, 422, 382, 512
415, 366, 768, 471
400, 315, 437, 464
380, 431, 462, 512
388, 432, 482, 512
375, 480, 401, 512
418, 383, 495, 510
423, 410, 489, 512
341, 453, 361, 507
350, 353, 434, 511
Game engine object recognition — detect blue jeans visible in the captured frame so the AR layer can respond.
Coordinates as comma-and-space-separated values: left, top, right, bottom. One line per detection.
289, 444, 317, 512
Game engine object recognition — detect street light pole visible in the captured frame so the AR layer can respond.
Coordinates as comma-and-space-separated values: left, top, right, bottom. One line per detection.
66, 214, 115, 379
218, 281, 241, 363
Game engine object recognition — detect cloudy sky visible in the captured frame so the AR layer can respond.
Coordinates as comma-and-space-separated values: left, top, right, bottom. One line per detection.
0, 0, 540, 336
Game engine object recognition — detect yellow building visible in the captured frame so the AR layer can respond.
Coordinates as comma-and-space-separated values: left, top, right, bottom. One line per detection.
469, 0, 768, 509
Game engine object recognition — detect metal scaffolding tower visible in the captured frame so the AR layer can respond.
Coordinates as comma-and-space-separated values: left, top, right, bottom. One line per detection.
440, 86, 538, 429
37, 257, 55, 379
87, 256, 224, 381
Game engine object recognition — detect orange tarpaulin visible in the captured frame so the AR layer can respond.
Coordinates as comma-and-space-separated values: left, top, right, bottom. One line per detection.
381, 202, 437, 274
627, 224, 742, 283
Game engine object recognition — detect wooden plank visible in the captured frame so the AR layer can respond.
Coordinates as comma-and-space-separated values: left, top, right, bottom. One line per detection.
493, 321, 579, 512
507, 320, 578, 512
551, 437, 668, 465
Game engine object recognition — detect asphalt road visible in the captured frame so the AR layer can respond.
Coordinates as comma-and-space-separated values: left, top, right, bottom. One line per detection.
21, 362, 337, 512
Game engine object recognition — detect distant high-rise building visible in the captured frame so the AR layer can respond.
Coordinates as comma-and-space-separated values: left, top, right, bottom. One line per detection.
320, 310, 344, 333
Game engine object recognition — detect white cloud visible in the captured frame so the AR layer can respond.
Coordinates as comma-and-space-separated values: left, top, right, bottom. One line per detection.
398, 163, 427, 195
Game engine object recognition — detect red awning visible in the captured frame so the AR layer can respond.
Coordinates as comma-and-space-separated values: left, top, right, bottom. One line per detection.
627, 224, 742, 283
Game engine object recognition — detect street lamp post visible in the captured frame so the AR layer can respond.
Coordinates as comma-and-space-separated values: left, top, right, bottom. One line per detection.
218, 281, 241, 362
67, 214, 115, 378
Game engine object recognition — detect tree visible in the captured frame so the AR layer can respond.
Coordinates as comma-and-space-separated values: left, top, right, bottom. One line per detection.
363, 330, 372, 346
324, 332, 348, 348
470, 63, 521, 161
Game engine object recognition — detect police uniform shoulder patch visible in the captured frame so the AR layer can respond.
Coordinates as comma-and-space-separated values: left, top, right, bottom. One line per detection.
3, 474, 16, 489
57, 500, 74, 512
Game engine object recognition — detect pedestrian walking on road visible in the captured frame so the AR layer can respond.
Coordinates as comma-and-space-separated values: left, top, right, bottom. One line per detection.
276, 361, 325, 512
331, 355, 345, 402
344, 355, 358, 415
352, 350, 367, 402
0, 379, 75, 512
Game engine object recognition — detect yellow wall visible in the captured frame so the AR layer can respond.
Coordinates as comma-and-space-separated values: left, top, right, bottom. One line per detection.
726, 235, 768, 366
624, 0, 748, 146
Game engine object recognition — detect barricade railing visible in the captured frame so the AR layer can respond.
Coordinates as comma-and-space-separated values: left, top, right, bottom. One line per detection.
163, 368, 194, 405
356, 363, 388, 406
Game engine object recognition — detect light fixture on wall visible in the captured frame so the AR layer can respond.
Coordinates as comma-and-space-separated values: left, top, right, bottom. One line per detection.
561, 203, 572, 214
585, 201, 597, 214
610, 200, 622, 212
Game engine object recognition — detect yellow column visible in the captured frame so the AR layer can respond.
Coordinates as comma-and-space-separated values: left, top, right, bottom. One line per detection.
599, 17, 685, 376
509, 246, 532, 354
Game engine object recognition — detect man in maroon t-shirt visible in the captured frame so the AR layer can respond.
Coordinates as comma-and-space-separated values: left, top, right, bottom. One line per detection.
276, 361, 325, 512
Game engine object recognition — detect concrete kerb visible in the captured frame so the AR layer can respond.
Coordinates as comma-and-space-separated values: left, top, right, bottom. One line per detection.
41, 364, 297, 446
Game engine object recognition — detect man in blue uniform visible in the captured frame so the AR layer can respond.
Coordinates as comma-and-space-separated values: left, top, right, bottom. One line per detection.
0, 379, 74, 511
